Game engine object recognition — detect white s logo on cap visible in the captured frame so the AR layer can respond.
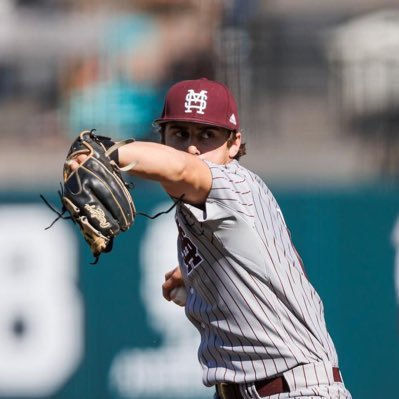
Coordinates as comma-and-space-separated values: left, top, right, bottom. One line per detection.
184, 90, 208, 115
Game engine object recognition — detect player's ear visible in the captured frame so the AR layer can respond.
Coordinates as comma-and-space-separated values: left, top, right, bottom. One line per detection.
227, 131, 241, 159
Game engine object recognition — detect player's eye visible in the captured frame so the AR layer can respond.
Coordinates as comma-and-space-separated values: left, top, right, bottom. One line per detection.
200, 129, 216, 140
175, 130, 189, 139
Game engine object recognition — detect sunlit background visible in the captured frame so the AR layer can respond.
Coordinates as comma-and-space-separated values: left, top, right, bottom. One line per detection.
0, 1, 398, 399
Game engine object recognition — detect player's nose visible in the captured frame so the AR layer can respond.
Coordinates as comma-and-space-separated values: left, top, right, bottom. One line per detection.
187, 145, 200, 156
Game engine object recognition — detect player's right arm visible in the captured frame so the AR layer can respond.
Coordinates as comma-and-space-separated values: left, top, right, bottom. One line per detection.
162, 266, 184, 301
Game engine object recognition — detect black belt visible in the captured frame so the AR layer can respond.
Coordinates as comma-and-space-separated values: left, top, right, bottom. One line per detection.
215, 367, 342, 399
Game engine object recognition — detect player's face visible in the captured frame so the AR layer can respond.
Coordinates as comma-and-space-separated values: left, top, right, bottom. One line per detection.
163, 122, 241, 164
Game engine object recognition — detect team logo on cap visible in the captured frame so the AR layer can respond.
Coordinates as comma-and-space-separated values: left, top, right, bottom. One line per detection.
184, 89, 208, 115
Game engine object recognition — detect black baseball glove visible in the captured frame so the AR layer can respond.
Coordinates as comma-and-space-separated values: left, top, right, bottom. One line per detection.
61, 130, 136, 261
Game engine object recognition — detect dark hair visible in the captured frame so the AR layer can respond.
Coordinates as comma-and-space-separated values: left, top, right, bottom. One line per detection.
157, 124, 247, 161
227, 131, 246, 161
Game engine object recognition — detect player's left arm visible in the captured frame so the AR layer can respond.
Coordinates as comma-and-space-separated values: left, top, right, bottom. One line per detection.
118, 141, 212, 205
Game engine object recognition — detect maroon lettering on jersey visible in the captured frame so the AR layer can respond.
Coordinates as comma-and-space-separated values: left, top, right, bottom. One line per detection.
176, 221, 203, 273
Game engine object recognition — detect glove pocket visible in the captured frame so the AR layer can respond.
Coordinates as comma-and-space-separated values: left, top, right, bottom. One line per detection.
80, 195, 120, 237
65, 185, 120, 236
88, 165, 135, 230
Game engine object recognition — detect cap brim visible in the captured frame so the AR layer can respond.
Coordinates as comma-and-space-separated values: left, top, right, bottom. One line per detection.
153, 117, 237, 131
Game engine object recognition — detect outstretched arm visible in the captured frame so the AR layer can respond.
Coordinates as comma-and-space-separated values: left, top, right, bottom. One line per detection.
119, 141, 212, 205
71, 141, 212, 205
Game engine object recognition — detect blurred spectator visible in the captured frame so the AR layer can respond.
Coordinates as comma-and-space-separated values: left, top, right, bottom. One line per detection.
61, 0, 222, 141
62, 11, 166, 140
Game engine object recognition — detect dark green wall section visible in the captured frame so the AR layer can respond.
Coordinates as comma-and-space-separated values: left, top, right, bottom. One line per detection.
0, 183, 397, 399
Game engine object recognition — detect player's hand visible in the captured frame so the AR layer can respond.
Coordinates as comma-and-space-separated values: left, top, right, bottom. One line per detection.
67, 154, 88, 171
162, 266, 184, 301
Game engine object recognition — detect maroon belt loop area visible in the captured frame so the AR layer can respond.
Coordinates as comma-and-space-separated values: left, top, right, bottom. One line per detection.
216, 367, 342, 399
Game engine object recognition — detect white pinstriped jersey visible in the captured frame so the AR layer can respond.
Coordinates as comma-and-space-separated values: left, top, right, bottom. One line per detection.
175, 160, 340, 388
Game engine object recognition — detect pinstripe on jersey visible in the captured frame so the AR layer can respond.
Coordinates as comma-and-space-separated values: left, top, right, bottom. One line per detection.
175, 160, 339, 388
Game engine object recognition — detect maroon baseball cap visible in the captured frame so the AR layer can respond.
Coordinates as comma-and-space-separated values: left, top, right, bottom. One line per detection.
154, 78, 240, 131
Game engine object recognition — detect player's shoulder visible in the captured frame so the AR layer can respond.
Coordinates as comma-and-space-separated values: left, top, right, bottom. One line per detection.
204, 159, 268, 193
204, 159, 250, 178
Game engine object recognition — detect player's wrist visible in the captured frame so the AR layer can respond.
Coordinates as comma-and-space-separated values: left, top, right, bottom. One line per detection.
96, 136, 119, 164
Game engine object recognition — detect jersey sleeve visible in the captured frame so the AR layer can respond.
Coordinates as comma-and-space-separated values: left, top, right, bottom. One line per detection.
183, 160, 255, 224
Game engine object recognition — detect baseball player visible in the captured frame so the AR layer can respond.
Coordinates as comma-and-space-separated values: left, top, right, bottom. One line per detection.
70, 78, 351, 398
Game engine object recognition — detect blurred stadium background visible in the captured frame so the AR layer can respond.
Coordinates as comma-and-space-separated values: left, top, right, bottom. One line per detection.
0, 1, 398, 398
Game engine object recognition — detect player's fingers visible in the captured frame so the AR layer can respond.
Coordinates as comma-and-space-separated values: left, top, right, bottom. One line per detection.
162, 277, 178, 301
164, 266, 179, 281
68, 160, 80, 171
162, 276, 184, 301
67, 154, 89, 172
162, 280, 173, 301
162, 283, 185, 301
